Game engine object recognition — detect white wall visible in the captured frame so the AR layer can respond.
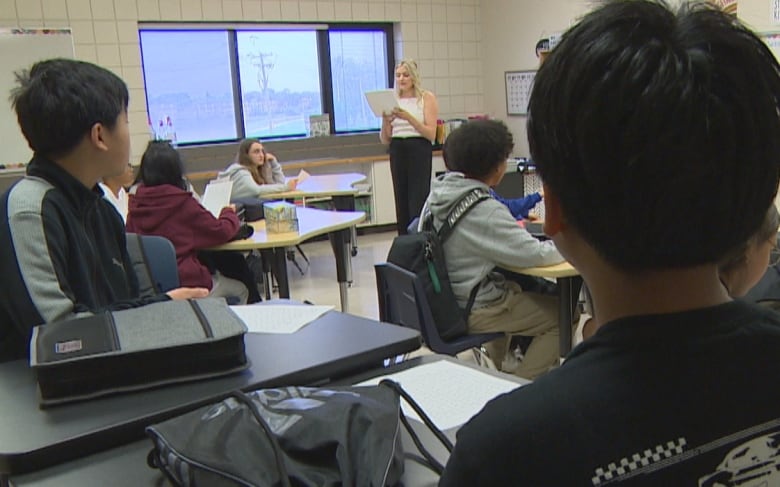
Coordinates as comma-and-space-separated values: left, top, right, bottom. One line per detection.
0, 0, 485, 160
479, 0, 590, 157
737, 0, 777, 31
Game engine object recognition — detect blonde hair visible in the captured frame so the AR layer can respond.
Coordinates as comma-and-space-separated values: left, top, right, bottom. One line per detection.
236, 138, 273, 185
395, 59, 425, 101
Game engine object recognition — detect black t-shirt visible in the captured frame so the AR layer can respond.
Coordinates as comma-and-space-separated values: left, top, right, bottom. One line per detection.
440, 300, 780, 486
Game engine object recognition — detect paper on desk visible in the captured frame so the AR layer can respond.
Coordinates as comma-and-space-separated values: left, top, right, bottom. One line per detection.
364, 89, 399, 117
356, 360, 524, 430
229, 305, 333, 334
201, 179, 233, 218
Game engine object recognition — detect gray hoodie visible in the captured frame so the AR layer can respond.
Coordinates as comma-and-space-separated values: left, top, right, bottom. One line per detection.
218, 160, 289, 200
420, 172, 564, 309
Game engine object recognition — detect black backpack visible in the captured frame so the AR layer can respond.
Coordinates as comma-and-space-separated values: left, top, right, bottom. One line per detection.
387, 188, 490, 340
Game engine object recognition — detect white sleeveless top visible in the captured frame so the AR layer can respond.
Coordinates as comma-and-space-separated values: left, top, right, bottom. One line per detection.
391, 95, 426, 139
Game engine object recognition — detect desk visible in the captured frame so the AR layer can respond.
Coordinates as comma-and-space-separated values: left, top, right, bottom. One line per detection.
212, 207, 365, 310
266, 172, 368, 259
505, 261, 582, 359
0, 310, 420, 477
10, 356, 521, 487
267, 172, 367, 202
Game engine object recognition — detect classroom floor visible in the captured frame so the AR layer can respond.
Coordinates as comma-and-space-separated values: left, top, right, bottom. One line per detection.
284, 230, 587, 357
284, 230, 392, 319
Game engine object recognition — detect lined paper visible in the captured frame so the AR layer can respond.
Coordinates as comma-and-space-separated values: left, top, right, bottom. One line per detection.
229, 305, 333, 334
357, 360, 525, 430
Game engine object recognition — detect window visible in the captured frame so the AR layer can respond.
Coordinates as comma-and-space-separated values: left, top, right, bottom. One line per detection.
139, 31, 237, 144
236, 31, 322, 139
139, 25, 393, 144
329, 30, 389, 132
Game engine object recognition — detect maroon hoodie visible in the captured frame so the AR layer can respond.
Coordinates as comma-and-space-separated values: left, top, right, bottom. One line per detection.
126, 184, 240, 290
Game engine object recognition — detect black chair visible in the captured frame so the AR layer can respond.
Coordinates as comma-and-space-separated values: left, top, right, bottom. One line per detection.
375, 262, 502, 359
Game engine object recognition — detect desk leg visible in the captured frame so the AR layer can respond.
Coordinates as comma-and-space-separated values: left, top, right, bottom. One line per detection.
333, 195, 358, 263
272, 248, 290, 299
259, 249, 274, 300
557, 276, 583, 361
329, 228, 351, 311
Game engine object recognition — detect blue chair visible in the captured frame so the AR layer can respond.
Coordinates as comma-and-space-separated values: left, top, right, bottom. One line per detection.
375, 262, 502, 358
127, 233, 180, 294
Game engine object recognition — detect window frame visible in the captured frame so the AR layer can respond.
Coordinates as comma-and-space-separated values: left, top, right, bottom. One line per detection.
138, 22, 395, 146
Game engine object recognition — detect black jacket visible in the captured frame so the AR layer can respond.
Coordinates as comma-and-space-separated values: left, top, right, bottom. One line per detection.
0, 156, 168, 362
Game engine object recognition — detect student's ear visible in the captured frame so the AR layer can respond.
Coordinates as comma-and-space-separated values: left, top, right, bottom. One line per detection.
542, 183, 566, 236
89, 122, 110, 152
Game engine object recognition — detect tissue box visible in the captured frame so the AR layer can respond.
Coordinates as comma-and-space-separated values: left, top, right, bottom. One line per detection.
263, 201, 299, 233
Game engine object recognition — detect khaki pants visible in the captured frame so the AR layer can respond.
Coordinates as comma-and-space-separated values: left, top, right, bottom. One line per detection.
210, 271, 249, 305
469, 281, 569, 380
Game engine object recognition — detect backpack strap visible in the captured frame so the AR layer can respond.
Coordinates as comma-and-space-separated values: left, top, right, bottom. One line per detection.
437, 188, 491, 244
464, 283, 481, 316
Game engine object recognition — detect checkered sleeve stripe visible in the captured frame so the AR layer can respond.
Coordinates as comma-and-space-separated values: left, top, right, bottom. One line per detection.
591, 438, 687, 486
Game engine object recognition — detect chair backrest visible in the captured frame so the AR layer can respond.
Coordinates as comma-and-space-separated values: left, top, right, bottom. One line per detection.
126, 233, 180, 294
375, 262, 453, 353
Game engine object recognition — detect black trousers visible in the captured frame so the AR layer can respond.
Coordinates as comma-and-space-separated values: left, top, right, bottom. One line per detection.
389, 137, 433, 235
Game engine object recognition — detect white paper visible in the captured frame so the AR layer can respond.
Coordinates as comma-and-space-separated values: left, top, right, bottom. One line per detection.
364, 89, 399, 117
357, 360, 525, 430
201, 179, 233, 218
296, 169, 311, 184
229, 304, 333, 334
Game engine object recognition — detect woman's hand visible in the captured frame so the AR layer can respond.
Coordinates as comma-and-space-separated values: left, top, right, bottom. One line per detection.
264, 152, 277, 164
392, 107, 412, 121
287, 178, 298, 191
382, 112, 396, 124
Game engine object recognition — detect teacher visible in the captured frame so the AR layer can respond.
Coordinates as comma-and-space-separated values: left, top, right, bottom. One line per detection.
380, 60, 439, 235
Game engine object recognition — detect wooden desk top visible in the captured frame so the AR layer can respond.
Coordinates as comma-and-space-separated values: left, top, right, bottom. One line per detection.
506, 261, 579, 278
212, 207, 366, 251
268, 172, 367, 199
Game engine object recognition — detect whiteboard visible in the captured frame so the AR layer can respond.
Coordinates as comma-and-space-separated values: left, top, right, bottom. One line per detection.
505, 70, 536, 116
0, 28, 74, 166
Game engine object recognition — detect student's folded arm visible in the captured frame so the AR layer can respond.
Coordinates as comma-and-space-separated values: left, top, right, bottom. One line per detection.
186, 199, 242, 248
232, 169, 288, 197
267, 157, 286, 185
254, 182, 289, 195
474, 206, 563, 269
102, 293, 171, 311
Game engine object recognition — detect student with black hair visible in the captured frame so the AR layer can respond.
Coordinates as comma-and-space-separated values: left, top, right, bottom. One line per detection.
127, 141, 249, 304
419, 119, 568, 379
441, 1, 780, 484
0, 59, 207, 363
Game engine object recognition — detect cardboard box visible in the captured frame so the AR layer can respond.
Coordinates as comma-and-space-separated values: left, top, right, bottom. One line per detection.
264, 201, 299, 234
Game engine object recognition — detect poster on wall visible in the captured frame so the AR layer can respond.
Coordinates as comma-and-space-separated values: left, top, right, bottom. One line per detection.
505, 70, 536, 116
709, 0, 737, 15
761, 32, 780, 61
773, 0, 780, 24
